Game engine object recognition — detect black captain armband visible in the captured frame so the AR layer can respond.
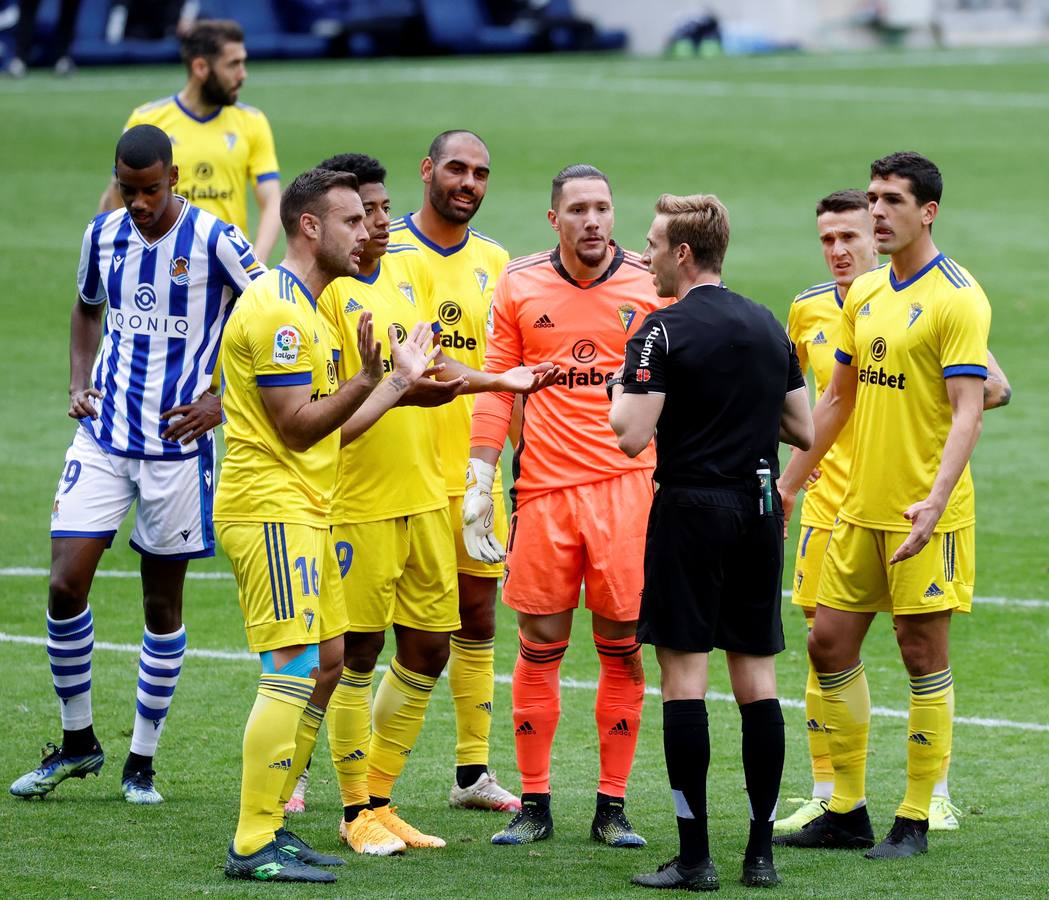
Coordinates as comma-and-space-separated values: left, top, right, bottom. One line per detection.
605, 376, 624, 401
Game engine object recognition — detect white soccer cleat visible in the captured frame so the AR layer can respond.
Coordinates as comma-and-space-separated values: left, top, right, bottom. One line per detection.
928, 796, 961, 831
773, 797, 827, 834
449, 770, 522, 812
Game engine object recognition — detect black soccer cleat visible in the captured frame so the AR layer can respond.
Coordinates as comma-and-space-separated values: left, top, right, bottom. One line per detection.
491, 799, 554, 845
741, 856, 781, 887
592, 801, 647, 848
772, 806, 875, 850
224, 839, 336, 882
632, 856, 720, 892
864, 816, 929, 860
275, 827, 345, 866
10, 741, 104, 798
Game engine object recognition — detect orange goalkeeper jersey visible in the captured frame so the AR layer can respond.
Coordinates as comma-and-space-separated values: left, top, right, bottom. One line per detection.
471, 243, 670, 503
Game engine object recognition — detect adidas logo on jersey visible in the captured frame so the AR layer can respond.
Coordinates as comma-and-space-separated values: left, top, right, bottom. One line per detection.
908, 732, 932, 746
812, 330, 828, 345
339, 749, 366, 762
924, 582, 945, 598
607, 718, 632, 737
516, 721, 536, 736
269, 757, 293, 770
344, 297, 363, 313
858, 302, 872, 317
533, 314, 555, 328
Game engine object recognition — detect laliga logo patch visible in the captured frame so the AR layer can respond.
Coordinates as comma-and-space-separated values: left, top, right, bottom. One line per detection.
635, 368, 651, 383
169, 256, 190, 286
474, 267, 488, 294
302, 607, 315, 632
273, 325, 300, 364
618, 304, 637, 332
398, 281, 416, 306
134, 283, 158, 311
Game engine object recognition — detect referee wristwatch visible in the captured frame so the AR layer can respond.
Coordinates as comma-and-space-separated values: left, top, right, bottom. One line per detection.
606, 375, 624, 400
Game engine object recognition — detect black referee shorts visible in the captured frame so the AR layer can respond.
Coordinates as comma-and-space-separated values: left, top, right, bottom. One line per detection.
636, 485, 785, 656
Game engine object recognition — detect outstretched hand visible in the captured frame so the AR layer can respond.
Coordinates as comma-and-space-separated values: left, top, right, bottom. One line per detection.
355, 312, 383, 387
497, 361, 561, 394
390, 321, 443, 386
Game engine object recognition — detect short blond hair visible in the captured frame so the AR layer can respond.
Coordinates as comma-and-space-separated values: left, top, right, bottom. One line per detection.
655, 193, 730, 273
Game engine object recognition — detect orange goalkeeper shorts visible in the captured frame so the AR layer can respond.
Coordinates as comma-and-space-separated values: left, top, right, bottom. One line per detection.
502, 469, 653, 622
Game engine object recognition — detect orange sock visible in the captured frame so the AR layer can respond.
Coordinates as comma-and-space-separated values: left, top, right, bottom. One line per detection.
594, 634, 645, 796
513, 634, 568, 794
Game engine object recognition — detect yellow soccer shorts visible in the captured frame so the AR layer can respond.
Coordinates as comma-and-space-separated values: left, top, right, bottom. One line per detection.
216, 521, 351, 652
817, 520, 974, 616
449, 492, 508, 579
792, 525, 833, 611
331, 506, 460, 633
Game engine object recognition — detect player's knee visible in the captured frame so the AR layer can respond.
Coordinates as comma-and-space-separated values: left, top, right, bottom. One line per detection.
396, 631, 450, 678
806, 626, 838, 672
344, 631, 384, 673
47, 574, 90, 618
142, 594, 182, 634
896, 634, 947, 677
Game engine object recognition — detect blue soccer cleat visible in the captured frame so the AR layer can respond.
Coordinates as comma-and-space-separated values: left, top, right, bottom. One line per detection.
591, 802, 647, 848
121, 768, 164, 805
224, 839, 336, 883
491, 800, 553, 845
10, 742, 104, 798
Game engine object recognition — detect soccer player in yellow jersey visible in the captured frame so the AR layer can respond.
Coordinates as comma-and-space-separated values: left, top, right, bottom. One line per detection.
310, 153, 556, 854
389, 131, 520, 810
102, 20, 281, 263
216, 168, 438, 883
774, 152, 992, 860
776, 190, 1012, 837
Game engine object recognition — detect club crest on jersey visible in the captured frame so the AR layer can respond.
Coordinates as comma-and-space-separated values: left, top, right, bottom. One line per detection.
858, 302, 872, 317
474, 267, 489, 294
344, 297, 363, 313
398, 281, 416, 306
618, 304, 637, 332
51, 499, 60, 521
273, 325, 301, 364
169, 256, 190, 286
303, 607, 315, 632
908, 303, 923, 329
224, 132, 237, 150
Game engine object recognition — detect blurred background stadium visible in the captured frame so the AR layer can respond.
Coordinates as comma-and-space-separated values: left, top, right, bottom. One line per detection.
1, 1, 1047, 897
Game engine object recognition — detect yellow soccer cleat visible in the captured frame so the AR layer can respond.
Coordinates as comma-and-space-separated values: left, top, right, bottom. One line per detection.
338, 809, 406, 856
928, 796, 961, 831
373, 804, 446, 848
773, 797, 827, 834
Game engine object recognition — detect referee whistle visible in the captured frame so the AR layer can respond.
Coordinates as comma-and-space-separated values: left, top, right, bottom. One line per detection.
757, 459, 773, 516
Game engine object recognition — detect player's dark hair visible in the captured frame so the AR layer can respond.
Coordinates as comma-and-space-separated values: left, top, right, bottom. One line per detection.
115, 124, 173, 170
550, 164, 611, 209
816, 189, 869, 217
317, 153, 387, 187
180, 19, 244, 67
280, 168, 360, 237
427, 130, 488, 164
655, 193, 730, 274
870, 151, 942, 206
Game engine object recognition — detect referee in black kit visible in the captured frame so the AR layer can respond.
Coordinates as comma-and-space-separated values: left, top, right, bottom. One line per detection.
609, 194, 813, 891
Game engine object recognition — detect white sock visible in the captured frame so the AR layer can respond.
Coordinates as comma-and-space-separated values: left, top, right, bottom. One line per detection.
129, 626, 186, 757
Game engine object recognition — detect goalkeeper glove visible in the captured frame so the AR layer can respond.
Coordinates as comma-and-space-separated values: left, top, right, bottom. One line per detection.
462, 458, 505, 564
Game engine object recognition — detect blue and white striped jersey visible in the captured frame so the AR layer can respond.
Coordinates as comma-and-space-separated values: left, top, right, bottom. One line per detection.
76, 198, 264, 459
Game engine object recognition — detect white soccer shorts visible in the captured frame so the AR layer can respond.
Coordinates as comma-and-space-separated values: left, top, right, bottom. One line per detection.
50, 427, 215, 559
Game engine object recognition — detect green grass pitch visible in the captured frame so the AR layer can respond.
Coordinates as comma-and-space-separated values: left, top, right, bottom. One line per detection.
1, 47, 1047, 898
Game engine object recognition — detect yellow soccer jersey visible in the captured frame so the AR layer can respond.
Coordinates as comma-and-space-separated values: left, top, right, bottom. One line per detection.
389, 214, 509, 496
836, 254, 991, 533
215, 266, 338, 527
787, 281, 854, 529
124, 96, 279, 233
318, 244, 447, 525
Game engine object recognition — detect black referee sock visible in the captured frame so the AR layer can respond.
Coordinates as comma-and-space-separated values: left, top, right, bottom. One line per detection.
739, 698, 785, 862
662, 699, 710, 866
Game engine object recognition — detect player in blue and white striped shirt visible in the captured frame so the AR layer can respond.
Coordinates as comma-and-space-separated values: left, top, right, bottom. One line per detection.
10, 125, 263, 807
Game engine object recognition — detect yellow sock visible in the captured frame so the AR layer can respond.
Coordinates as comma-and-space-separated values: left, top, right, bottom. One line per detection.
328, 668, 373, 807
817, 661, 870, 814
806, 660, 834, 792
898, 668, 954, 820
276, 701, 324, 826
234, 673, 313, 855
369, 658, 438, 800
449, 635, 495, 768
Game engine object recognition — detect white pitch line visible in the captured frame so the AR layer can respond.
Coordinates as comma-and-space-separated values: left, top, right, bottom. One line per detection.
4, 64, 1048, 110
4, 567, 1045, 609
1, 631, 1046, 733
